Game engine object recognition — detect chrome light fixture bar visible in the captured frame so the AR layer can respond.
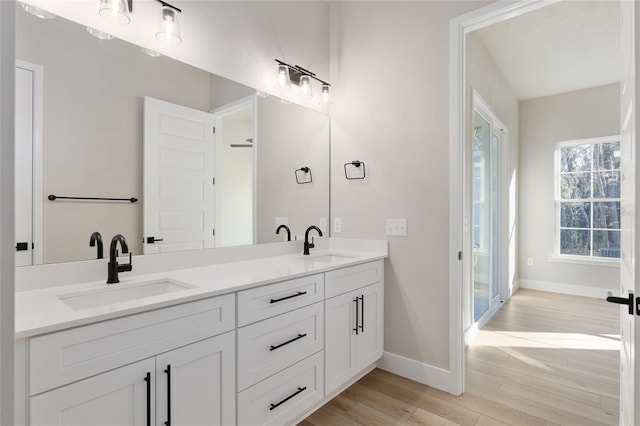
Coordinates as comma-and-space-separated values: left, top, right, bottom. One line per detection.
275, 59, 331, 102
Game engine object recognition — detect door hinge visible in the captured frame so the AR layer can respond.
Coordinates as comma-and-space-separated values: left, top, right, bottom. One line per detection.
212, 177, 215, 185
458, 251, 462, 261
212, 229, 215, 236
213, 126, 216, 134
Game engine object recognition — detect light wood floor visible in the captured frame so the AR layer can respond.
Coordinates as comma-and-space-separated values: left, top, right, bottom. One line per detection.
300, 289, 620, 426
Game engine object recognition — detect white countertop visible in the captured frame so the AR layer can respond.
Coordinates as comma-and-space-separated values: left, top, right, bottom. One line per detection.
16, 248, 386, 339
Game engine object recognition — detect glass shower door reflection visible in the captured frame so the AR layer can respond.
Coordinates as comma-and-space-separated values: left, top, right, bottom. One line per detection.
472, 112, 500, 323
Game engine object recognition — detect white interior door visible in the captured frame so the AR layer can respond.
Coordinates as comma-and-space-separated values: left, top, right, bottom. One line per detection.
618, 1, 638, 424
143, 97, 216, 254
15, 65, 34, 267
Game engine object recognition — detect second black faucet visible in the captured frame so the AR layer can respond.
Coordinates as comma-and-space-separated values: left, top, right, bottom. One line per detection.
303, 226, 322, 255
107, 234, 133, 284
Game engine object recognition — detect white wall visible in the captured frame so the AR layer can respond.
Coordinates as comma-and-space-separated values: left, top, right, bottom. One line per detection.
519, 84, 620, 293
465, 32, 519, 330
329, 1, 491, 373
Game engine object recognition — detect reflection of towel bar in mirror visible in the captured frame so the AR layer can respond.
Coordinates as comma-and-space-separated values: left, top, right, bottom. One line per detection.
48, 195, 138, 203
344, 161, 366, 180
295, 167, 313, 184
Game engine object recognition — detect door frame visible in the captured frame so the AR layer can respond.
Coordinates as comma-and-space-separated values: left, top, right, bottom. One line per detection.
15, 59, 43, 266
449, 0, 563, 396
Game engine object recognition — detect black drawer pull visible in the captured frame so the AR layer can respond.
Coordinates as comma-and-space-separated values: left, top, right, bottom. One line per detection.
144, 372, 151, 426
353, 298, 359, 335
359, 295, 364, 332
270, 333, 307, 351
270, 291, 307, 304
164, 364, 171, 426
269, 386, 307, 411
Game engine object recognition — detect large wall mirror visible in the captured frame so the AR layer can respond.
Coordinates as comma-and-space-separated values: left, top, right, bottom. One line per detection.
15, 9, 329, 266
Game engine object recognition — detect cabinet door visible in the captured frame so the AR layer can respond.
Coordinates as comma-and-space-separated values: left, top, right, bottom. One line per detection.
155, 331, 235, 426
30, 358, 155, 426
324, 291, 358, 395
356, 282, 384, 370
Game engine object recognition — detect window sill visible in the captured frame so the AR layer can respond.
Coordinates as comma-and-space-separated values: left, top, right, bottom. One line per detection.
548, 255, 620, 268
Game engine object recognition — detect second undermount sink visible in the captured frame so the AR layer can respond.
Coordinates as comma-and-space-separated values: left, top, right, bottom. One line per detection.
58, 279, 197, 311
297, 253, 354, 263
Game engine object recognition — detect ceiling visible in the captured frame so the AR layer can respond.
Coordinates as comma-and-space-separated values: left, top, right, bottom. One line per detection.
474, 0, 621, 101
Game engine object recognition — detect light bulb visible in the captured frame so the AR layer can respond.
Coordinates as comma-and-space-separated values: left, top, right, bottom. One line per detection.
156, 5, 182, 45
300, 75, 312, 97
322, 84, 330, 103
278, 64, 291, 88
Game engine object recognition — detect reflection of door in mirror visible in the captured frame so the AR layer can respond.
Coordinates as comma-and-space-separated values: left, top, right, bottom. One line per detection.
143, 97, 217, 254
15, 61, 43, 267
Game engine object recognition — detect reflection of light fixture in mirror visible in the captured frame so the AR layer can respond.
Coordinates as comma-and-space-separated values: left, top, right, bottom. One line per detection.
86, 27, 114, 40
321, 84, 330, 103
278, 64, 291, 89
299, 75, 312, 97
99, 0, 132, 25
156, 1, 182, 46
20, 2, 56, 19
275, 59, 331, 103
141, 47, 162, 57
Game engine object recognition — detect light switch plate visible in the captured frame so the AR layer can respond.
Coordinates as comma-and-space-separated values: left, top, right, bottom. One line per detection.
333, 218, 342, 233
319, 217, 327, 233
386, 219, 408, 236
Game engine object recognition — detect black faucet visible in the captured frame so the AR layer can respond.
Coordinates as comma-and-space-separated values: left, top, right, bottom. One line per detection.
107, 234, 133, 284
303, 226, 323, 255
89, 231, 103, 259
276, 224, 291, 241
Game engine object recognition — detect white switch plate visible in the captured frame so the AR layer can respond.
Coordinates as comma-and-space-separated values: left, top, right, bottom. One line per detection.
526, 257, 534, 266
275, 217, 288, 226
386, 219, 408, 236
319, 217, 327, 233
333, 218, 342, 233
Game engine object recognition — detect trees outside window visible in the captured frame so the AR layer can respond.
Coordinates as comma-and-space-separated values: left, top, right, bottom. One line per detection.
557, 137, 621, 258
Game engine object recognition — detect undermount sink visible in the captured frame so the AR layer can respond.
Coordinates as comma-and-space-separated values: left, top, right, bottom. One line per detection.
58, 279, 197, 311
297, 253, 354, 263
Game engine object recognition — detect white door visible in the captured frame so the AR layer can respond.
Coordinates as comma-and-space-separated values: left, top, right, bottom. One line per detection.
155, 332, 235, 426
15, 66, 34, 267
324, 291, 358, 395
618, 1, 638, 424
143, 97, 216, 254
29, 358, 155, 426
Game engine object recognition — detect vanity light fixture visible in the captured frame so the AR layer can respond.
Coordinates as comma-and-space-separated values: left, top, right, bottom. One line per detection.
99, 0, 132, 25
275, 59, 330, 103
19, 2, 56, 19
155, 0, 182, 46
86, 27, 115, 40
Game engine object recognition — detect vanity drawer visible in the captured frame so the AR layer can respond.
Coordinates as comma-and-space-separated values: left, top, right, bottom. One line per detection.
325, 260, 383, 298
237, 351, 324, 426
29, 293, 235, 395
237, 274, 324, 326
237, 302, 323, 391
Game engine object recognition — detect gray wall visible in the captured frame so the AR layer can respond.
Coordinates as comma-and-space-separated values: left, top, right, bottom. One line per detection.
519, 83, 620, 291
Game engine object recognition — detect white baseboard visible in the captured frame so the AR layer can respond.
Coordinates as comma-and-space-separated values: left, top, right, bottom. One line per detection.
519, 279, 613, 299
378, 351, 457, 395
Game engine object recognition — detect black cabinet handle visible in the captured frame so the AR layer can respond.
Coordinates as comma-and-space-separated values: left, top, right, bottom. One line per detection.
164, 365, 171, 426
269, 386, 307, 411
270, 291, 307, 304
359, 295, 364, 332
270, 333, 307, 351
144, 372, 151, 426
353, 298, 359, 335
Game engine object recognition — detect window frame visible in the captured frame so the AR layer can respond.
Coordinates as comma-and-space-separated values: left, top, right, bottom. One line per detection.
554, 135, 621, 263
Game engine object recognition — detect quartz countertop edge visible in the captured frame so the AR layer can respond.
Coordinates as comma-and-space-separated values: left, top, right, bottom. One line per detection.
16, 249, 387, 339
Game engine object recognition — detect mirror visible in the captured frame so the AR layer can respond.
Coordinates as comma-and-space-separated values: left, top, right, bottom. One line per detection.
15, 10, 329, 266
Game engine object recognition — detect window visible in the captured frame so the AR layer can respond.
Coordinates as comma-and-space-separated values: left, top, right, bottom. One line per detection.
556, 137, 621, 259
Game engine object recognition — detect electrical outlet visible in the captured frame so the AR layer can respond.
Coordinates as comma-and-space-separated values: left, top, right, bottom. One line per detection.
275, 217, 288, 226
526, 257, 534, 266
385, 219, 408, 236
334, 218, 342, 233
319, 217, 327, 234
